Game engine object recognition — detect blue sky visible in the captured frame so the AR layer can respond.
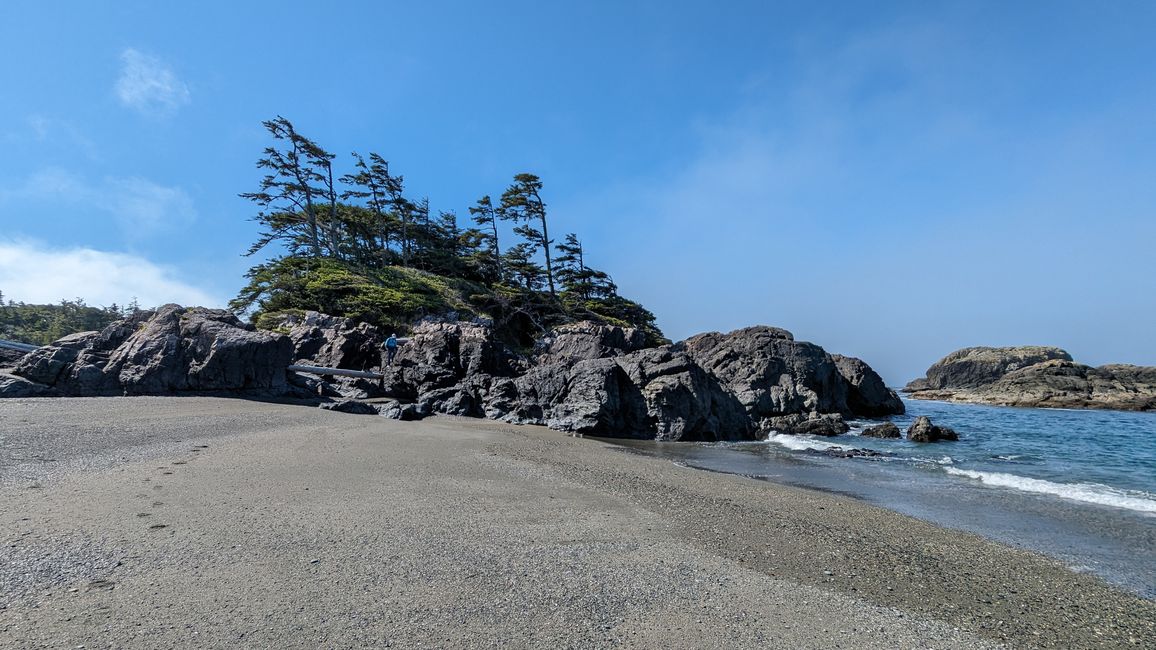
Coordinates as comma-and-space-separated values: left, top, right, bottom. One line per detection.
1, 1, 1153, 383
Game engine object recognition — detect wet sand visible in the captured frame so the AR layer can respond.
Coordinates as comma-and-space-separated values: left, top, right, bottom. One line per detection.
1, 397, 1153, 648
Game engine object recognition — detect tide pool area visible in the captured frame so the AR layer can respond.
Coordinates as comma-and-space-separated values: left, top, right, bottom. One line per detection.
607, 399, 1156, 599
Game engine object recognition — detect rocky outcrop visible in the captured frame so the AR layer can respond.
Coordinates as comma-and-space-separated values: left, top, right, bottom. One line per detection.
533, 321, 648, 365
0, 372, 59, 398
4, 310, 904, 443
0, 347, 27, 366
10, 305, 292, 396
905, 346, 1155, 411
861, 422, 900, 439
832, 354, 904, 416
360, 321, 901, 440
906, 416, 958, 443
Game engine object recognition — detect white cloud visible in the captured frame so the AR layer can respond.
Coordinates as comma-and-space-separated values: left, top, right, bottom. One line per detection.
0, 168, 196, 236
0, 240, 220, 309
115, 48, 190, 116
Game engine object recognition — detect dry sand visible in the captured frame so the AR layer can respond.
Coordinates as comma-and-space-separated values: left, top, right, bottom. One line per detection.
0, 396, 1152, 649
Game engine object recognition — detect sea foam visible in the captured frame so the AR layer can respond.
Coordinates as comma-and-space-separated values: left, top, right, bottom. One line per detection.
944, 467, 1156, 514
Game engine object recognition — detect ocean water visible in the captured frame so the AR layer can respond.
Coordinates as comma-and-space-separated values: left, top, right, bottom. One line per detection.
607, 399, 1156, 599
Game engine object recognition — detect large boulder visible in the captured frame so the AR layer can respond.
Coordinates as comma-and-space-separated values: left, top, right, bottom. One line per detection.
831, 354, 905, 416
861, 422, 901, 439
11, 305, 293, 395
906, 416, 958, 443
678, 326, 850, 424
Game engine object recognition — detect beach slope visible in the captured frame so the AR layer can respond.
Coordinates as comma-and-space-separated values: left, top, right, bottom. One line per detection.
1, 397, 1152, 648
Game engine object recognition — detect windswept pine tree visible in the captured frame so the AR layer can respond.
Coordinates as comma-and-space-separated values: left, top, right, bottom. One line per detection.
468, 195, 502, 280
498, 174, 556, 298
233, 118, 665, 345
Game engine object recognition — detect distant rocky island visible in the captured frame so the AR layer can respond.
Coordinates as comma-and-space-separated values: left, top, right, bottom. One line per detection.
904, 346, 1156, 412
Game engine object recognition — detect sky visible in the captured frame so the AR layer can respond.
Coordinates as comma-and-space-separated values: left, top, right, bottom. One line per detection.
1, 1, 1153, 383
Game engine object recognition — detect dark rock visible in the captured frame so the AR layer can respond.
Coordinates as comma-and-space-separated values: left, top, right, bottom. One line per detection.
383, 321, 513, 400
377, 400, 427, 421
906, 416, 958, 442
0, 372, 58, 398
274, 311, 383, 371
831, 354, 904, 416
821, 447, 889, 459
761, 413, 850, 437
0, 347, 27, 366
319, 400, 379, 415
534, 321, 648, 365
15, 331, 101, 385
861, 422, 901, 439
679, 326, 849, 424
614, 348, 751, 441
11, 305, 292, 396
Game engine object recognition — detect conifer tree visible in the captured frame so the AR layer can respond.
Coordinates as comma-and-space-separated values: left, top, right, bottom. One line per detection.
499, 174, 555, 297
468, 195, 502, 280
239, 116, 331, 257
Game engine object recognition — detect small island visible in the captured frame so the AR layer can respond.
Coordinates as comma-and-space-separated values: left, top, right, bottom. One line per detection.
904, 346, 1156, 411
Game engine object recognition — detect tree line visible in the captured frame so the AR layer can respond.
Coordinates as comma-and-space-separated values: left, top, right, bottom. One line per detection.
0, 293, 140, 346
232, 116, 659, 343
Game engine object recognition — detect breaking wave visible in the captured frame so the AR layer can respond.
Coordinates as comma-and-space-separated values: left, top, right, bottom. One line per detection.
943, 467, 1156, 514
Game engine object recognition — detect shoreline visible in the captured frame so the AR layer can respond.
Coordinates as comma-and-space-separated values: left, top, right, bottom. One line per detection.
2, 396, 1153, 648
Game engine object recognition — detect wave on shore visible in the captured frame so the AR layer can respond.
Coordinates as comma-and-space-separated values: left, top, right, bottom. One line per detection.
944, 467, 1156, 514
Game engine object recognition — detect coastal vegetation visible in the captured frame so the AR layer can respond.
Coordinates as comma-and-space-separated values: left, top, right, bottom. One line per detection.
0, 294, 136, 346
232, 116, 663, 346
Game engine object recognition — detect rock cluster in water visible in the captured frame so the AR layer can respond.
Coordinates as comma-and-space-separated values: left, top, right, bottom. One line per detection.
904, 346, 1156, 411
0, 307, 907, 441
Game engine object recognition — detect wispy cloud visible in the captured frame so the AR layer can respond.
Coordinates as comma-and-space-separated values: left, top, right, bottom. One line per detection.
115, 48, 190, 116
0, 240, 220, 308
0, 168, 196, 237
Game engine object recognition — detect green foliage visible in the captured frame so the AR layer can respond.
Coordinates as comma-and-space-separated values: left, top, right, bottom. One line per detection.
0, 298, 128, 346
235, 117, 666, 344
232, 257, 486, 331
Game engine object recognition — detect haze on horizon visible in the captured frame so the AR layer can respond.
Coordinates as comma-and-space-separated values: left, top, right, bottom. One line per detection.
1, 1, 1153, 384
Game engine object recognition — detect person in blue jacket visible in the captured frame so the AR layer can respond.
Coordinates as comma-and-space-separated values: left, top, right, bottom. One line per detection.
383, 333, 399, 367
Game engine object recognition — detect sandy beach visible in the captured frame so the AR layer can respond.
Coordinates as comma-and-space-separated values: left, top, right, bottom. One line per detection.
1, 397, 1152, 648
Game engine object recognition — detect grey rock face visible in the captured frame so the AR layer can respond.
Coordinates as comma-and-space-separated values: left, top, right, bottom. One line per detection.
832, 354, 904, 416
275, 311, 383, 371
11, 305, 292, 395
861, 422, 901, 439
679, 326, 849, 424
383, 321, 509, 399
533, 321, 648, 365
906, 416, 958, 443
